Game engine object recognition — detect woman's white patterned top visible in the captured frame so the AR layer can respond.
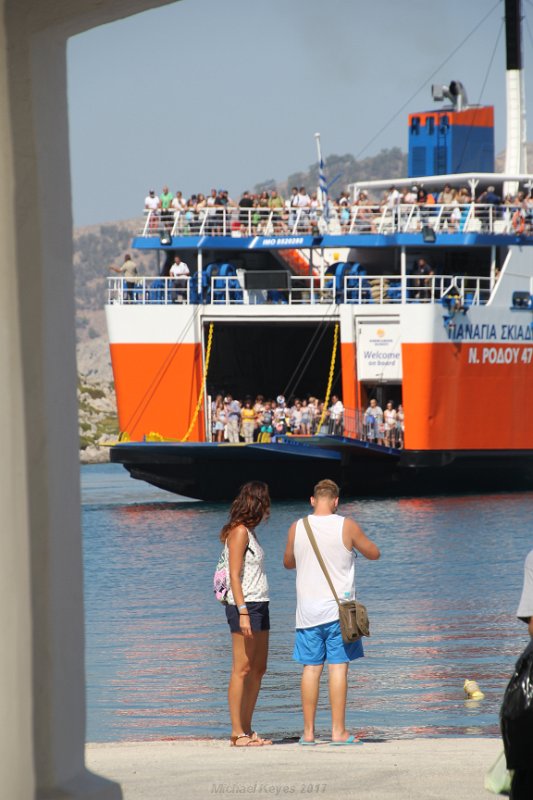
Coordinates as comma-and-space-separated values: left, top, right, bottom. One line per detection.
225, 528, 269, 604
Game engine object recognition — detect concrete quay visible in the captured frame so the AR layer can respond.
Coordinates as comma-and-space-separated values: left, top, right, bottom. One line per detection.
86, 737, 502, 800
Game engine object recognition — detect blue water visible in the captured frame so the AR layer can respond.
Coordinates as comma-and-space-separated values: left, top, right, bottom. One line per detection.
82, 463, 533, 742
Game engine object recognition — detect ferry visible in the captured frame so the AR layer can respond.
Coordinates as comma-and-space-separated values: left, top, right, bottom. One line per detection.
107, 0, 533, 501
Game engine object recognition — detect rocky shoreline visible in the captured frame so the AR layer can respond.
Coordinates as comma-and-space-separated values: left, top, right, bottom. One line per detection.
78, 375, 118, 464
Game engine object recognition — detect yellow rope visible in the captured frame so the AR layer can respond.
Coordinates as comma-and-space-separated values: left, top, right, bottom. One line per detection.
181, 322, 214, 442
317, 323, 339, 433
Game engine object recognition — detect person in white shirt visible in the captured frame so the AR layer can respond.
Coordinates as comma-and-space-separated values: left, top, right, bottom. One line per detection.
144, 189, 160, 231
403, 186, 417, 204
296, 187, 311, 208
385, 185, 400, 208
288, 186, 299, 230
171, 191, 187, 233
284, 479, 380, 745
206, 188, 219, 234
169, 255, 190, 302
385, 185, 401, 230
145, 189, 160, 211
328, 395, 344, 435
171, 190, 186, 213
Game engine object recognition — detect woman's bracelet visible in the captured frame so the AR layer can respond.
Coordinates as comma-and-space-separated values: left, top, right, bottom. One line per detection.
238, 603, 247, 611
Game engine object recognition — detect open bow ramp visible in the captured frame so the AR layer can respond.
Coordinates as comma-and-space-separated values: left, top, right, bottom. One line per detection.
110, 437, 401, 501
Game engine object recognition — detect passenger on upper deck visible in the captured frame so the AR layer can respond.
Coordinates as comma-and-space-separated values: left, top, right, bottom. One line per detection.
338, 191, 351, 233
145, 189, 160, 212
477, 185, 502, 229
310, 192, 320, 231
438, 184, 456, 205
206, 188, 219, 235
403, 186, 417, 204
172, 190, 187, 217
288, 187, 299, 229
160, 185, 173, 229
145, 189, 160, 231
385, 185, 400, 208
217, 190, 234, 234
455, 186, 472, 204
239, 191, 254, 231
352, 191, 375, 233
296, 187, 311, 231
478, 185, 501, 206
268, 190, 284, 211
268, 190, 285, 233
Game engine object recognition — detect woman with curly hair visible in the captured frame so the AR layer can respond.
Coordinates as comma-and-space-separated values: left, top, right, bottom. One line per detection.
220, 481, 272, 747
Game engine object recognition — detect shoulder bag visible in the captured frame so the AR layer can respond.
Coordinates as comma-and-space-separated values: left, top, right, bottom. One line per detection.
302, 515, 370, 643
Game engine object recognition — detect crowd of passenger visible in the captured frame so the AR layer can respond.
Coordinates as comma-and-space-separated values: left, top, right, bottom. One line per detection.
363, 398, 404, 448
210, 394, 343, 443
374, 183, 533, 234
210, 393, 404, 448
143, 183, 533, 236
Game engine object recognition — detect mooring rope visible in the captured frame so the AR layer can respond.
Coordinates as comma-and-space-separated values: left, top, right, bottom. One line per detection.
317, 322, 339, 433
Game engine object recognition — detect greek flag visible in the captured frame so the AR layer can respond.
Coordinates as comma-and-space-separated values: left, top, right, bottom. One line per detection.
319, 155, 330, 221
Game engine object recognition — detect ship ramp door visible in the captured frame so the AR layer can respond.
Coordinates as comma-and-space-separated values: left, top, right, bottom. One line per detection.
204, 320, 341, 428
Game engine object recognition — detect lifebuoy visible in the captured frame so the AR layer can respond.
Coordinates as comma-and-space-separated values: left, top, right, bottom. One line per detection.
512, 210, 525, 234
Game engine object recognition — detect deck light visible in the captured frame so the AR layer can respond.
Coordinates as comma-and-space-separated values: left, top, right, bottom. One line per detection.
159, 231, 172, 246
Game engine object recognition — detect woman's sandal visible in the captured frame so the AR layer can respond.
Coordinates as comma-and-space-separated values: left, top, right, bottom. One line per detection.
230, 734, 264, 747
248, 731, 273, 745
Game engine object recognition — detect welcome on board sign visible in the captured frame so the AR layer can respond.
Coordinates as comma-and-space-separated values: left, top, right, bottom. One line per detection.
357, 321, 402, 381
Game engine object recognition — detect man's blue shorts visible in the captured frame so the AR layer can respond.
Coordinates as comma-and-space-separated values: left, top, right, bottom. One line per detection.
293, 620, 364, 665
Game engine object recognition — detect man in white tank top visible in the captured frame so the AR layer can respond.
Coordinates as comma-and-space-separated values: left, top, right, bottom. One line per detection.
283, 479, 380, 745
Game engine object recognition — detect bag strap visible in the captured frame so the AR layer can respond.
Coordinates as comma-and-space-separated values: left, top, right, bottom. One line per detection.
302, 516, 341, 609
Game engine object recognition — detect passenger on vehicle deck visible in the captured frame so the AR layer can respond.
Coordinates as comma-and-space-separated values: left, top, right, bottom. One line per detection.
364, 398, 383, 444
383, 401, 397, 447
241, 399, 256, 444
329, 395, 344, 436
225, 395, 242, 443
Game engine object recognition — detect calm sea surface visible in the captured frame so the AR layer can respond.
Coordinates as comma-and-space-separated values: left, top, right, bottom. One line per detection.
82, 463, 533, 742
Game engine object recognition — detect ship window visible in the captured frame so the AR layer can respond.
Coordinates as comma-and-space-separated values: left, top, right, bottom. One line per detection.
205, 321, 341, 403
410, 116, 420, 134
427, 117, 435, 135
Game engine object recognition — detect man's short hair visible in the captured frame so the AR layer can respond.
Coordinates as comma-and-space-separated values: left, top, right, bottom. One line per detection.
313, 479, 340, 499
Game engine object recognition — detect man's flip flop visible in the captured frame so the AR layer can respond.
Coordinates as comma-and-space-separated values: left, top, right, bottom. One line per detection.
298, 737, 317, 746
330, 735, 362, 746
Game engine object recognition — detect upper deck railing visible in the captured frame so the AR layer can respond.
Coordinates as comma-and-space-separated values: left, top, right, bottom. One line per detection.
137, 203, 532, 238
107, 273, 493, 307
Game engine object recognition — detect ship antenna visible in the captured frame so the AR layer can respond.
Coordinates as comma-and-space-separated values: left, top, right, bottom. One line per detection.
504, 0, 528, 195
